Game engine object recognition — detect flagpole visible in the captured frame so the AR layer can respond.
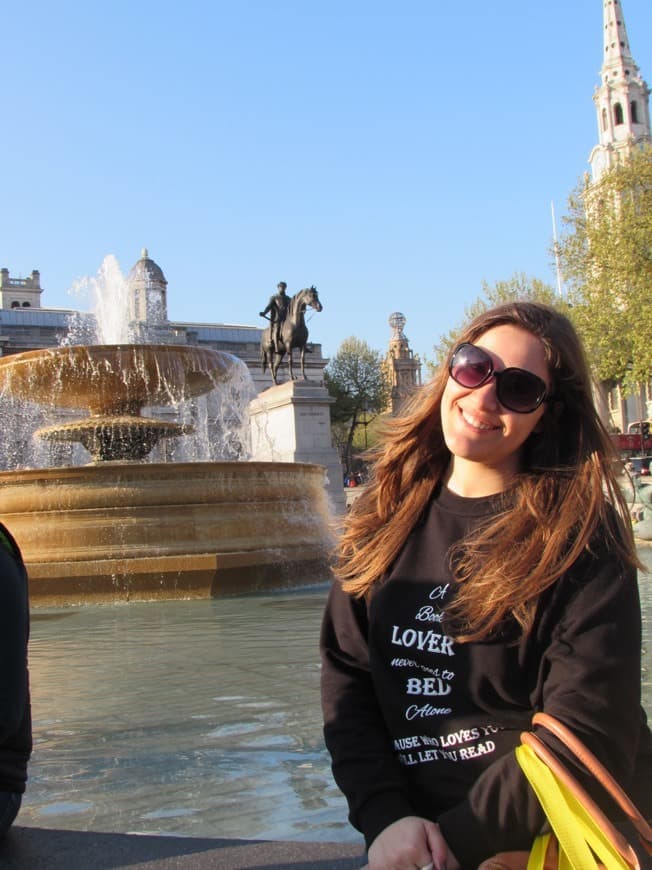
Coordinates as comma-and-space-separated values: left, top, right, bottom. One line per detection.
551, 201, 564, 297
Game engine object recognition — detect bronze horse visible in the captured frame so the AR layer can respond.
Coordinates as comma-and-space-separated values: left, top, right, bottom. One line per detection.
260, 286, 323, 384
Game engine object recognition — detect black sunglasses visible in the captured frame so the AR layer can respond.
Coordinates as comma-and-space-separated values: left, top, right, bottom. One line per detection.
448, 343, 549, 414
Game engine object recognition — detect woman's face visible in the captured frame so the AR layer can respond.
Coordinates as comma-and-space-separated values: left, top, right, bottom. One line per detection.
441, 324, 552, 490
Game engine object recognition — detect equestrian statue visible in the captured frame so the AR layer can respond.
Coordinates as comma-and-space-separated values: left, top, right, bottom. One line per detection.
259, 283, 323, 384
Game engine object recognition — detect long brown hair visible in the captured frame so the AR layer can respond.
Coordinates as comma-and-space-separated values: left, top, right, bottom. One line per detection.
334, 302, 640, 641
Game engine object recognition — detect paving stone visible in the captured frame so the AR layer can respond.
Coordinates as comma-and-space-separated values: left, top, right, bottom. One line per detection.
0, 826, 366, 869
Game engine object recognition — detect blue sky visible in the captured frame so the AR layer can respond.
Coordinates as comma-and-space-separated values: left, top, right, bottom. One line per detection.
2, 0, 651, 364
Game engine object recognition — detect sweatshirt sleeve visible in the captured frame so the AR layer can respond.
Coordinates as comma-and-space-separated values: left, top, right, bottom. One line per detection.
0, 542, 30, 743
320, 579, 416, 847
437, 546, 645, 866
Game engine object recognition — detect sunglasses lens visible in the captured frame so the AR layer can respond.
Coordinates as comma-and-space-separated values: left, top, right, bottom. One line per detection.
496, 369, 547, 413
449, 343, 547, 413
450, 345, 492, 388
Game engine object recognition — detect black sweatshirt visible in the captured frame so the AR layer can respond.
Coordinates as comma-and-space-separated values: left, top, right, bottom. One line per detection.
0, 523, 32, 794
320, 486, 652, 868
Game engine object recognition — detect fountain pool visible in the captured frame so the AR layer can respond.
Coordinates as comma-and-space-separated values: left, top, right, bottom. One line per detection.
21, 587, 357, 843
16, 550, 651, 842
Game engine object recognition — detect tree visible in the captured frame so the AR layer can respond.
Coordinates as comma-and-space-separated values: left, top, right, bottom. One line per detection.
325, 337, 390, 474
428, 273, 566, 375
557, 145, 652, 391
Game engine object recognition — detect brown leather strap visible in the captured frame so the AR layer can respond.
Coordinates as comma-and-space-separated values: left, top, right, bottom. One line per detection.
531, 713, 652, 854
521, 730, 640, 867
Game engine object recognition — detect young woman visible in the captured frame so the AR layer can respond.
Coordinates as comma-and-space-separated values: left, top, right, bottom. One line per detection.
320, 302, 651, 869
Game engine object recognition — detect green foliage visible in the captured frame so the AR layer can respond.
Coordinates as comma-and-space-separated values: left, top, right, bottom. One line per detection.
428, 273, 565, 376
350, 410, 388, 452
557, 145, 652, 390
325, 336, 391, 472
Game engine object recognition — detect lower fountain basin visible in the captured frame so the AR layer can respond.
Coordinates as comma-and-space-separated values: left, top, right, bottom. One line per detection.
37, 415, 195, 462
0, 461, 334, 606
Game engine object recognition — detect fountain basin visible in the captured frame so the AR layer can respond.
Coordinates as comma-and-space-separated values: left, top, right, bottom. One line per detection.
37, 415, 195, 462
0, 461, 334, 606
0, 344, 231, 414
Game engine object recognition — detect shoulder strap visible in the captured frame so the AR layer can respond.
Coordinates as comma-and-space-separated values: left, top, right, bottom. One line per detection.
532, 712, 652, 850
518, 734, 637, 868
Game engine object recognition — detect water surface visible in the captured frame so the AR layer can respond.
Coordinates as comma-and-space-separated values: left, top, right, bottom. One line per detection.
22, 585, 354, 842
20, 550, 651, 841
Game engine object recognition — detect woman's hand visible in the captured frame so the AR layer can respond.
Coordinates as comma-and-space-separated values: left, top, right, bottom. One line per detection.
367, 816, 460, 870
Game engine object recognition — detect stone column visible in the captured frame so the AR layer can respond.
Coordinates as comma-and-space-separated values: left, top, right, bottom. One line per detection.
249, 380, 346, 514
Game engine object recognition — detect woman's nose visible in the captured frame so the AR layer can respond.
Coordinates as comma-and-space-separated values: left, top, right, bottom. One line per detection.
472, 376, 500, 409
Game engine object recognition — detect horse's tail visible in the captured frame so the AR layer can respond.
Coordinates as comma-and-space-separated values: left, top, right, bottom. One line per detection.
260, 328, 268, 372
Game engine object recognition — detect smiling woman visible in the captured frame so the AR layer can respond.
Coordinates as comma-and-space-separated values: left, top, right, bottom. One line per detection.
319, 301, 652, 870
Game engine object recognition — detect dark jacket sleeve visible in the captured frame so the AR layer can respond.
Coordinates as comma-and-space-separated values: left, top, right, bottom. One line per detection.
320, 580, 416, 847
0, 539, 30, 744
437, 546, 647, 866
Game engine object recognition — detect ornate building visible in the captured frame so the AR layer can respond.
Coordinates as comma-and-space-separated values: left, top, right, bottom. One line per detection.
384, 312, 421, 414
0, 268, 43, 310
128, 248, 168, 326
588, 0, 651, 434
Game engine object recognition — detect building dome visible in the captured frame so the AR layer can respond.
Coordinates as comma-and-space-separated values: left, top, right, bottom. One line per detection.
128, 248, 167, 287
126, 248, 169, 327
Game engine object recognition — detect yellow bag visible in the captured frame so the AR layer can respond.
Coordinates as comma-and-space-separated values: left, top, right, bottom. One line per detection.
515, 713, 652, 870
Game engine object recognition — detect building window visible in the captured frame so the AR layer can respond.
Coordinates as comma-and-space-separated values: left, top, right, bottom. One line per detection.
11, 301, 20, 308
602, 108, 608, 130
22, 302, 31, 308
614, 102, 624, 125
630, 101, 639, 123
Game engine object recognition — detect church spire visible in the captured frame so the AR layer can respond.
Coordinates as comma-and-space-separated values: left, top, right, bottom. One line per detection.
589, 0, 650, 182
601, 0, 635, 80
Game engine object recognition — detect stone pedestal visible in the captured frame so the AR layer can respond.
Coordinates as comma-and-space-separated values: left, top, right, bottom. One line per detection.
249, 380, 346, 514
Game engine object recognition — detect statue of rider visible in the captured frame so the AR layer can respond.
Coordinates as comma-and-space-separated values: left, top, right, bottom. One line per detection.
260, 282, 290, 354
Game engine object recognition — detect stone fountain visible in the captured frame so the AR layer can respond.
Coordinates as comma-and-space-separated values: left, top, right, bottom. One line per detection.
3, 343, 230, 461
0, 256, 333, 605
